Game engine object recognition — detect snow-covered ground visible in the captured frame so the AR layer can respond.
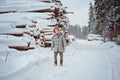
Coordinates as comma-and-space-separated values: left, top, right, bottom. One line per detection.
0, 39, 120, 80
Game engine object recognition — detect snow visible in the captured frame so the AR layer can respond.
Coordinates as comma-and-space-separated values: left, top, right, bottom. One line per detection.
1, 28, 24, 34
0, 1, 55, 12
0, 35, 28, 47
0, 39, 120, 80
0, 48, 48, 78
44, 35, 53, 39
0, 23, 12, 33
0, 12, 52, 22
68, 35, 76, 42
87, 34, 103, 41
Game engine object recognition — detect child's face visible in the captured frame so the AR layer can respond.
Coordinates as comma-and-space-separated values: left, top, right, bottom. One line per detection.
54, 29, 59, 34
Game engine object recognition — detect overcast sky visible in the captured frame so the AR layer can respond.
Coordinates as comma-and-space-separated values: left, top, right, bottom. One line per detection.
61, 0, 94, 27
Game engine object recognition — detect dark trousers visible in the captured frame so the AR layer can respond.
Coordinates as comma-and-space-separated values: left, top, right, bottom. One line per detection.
54, 52, 63, 65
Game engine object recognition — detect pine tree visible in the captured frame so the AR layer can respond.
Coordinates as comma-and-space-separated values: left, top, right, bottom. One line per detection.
94, 0, 120, 41
88, 2, 96, 33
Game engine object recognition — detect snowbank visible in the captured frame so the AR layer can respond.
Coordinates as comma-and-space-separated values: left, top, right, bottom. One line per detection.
0, 48, 49, 78
0, 23, 12, 33
0, 35, 27, 46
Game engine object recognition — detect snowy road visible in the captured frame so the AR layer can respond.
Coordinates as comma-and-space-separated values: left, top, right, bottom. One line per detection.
1, 39, 119, 80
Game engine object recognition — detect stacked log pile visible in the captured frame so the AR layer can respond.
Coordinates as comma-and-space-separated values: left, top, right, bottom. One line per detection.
0, 0, 70, 50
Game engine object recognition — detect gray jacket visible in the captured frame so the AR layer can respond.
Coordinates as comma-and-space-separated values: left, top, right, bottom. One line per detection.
51, 33, 66, 53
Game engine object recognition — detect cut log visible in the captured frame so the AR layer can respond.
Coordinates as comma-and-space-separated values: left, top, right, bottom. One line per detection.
29, 25, 36, 28
28, 47, 35, 50
27, 9, 53, 13
40, 30, 52, 33
8, 46, 34, 51
47, 25, 56, 27
23, 32, 31, 35
45, 39, 52, 41
41, 0, 52, 3
1, 33, 23, 37
10, 33, 23, 36
9, 33, 23, 36
0, 11, 16, 14
9, 46, 28, 51
32, 20, 37, 24
16, 25, 26, 28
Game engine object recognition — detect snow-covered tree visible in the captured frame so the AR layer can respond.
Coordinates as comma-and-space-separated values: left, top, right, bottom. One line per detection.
94, 0, 120, 41
68, 25, 81, 38
88, 2, 96, 33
